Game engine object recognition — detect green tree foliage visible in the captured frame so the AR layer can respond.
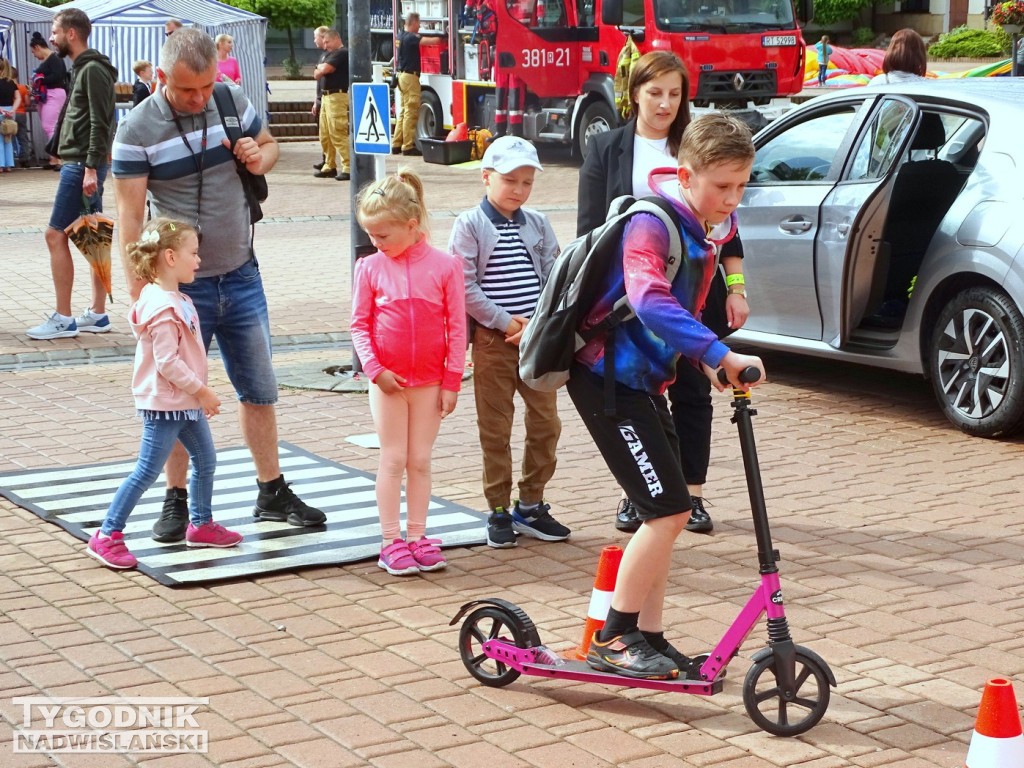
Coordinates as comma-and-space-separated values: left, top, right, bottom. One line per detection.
26, 0, 64, 7
222, 0, 335, 64
812, 0, 873, 26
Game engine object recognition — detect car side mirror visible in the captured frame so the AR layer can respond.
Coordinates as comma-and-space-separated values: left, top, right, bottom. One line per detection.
602, 0, 623, 26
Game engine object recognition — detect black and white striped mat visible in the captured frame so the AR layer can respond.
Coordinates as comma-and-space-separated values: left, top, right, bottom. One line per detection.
0, 443, 487, 586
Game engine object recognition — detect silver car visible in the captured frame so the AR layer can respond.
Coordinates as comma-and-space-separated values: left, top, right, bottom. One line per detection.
732, 79, 1024, 438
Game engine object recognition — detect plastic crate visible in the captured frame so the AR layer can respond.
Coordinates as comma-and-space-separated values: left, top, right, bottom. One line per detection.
421, 139, 473, 165
422, 44, 442, 74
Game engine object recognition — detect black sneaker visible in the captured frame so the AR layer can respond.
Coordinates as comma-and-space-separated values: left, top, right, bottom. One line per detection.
486, 507, 517, 548
587, 630, 679, 680
151, 488, 188, 542
615, 498, 642, 533
253, 484, 327, 526
686, 496, 714, 533
512, 501, 570, 542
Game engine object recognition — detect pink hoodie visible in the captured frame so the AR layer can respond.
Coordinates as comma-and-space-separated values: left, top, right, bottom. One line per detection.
350, 237, 467, 391
128, 283, 208, 412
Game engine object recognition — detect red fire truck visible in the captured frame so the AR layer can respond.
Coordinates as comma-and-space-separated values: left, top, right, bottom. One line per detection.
390, 0, 811, 157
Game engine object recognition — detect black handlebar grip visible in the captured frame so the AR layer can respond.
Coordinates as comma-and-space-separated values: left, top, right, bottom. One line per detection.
717, 366, 762, 386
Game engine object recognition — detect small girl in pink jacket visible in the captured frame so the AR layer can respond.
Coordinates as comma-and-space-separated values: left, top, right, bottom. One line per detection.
351, 169, 467, 576
87, 218, 242, 571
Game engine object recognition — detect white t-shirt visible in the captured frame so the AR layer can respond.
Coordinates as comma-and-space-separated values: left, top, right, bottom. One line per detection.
632, 133, 673, 198
868, 71, 926, 86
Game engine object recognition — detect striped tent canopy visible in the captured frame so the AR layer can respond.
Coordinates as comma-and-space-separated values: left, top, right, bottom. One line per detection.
51, 0, 268, 119
0, 0, 58, 162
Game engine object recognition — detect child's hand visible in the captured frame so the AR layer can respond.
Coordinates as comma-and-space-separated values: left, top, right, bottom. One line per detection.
710, 352, 765, 392
505, 315, 529, 345
439, 389, 458, 418
725, 293, 750, 330
197, 386, 222, 417
376, 370, 407, 394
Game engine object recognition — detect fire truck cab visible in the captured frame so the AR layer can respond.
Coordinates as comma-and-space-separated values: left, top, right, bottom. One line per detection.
392, 0, 811, 157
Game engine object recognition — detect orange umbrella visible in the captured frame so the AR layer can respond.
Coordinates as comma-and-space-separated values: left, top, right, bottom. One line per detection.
64, 197, 114, 301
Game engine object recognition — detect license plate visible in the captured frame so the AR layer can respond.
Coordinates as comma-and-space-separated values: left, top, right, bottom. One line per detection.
762, 34, 797, 46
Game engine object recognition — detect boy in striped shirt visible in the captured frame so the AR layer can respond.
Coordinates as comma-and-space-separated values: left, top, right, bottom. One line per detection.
448, 137, 571, 548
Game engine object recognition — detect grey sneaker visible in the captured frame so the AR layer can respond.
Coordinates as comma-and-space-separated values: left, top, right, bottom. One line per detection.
76, 309, 112, 333
27, 313, 79, 340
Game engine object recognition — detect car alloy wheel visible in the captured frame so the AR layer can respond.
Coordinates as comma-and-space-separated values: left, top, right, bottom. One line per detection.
929, 287, 1024, 437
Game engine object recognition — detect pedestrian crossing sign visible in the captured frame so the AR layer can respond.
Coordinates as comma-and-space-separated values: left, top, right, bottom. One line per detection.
352, 83, 391, 155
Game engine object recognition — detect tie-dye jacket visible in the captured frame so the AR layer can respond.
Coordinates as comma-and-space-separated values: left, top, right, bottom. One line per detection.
575, 184, 736, 396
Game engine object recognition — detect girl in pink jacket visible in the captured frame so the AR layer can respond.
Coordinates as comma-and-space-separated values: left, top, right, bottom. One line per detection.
87, 219, 242, 571
351, 169, 467, 576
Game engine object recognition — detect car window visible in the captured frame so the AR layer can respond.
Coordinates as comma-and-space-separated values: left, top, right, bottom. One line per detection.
750, 107, 857, 183
847, 99, 914, 181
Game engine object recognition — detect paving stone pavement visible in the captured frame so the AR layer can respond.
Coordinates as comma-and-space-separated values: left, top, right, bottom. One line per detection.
2, 122, 1024, 768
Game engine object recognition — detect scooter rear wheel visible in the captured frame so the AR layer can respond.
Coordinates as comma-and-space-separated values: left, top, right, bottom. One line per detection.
458, 606, 532, 687
742, 646, 831, 736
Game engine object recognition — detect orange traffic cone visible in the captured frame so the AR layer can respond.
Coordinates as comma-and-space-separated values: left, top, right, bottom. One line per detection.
566, 545, 622, 660
965, 678, 1024, 767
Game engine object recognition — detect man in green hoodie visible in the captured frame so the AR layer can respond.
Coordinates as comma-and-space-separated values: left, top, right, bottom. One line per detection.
26, 9, 117, 341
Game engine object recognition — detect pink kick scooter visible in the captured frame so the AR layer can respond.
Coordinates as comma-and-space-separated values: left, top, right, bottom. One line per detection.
451, 368, 836, 736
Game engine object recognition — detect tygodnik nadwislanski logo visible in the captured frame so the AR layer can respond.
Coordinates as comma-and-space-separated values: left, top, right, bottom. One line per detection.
12, 697, 208, 754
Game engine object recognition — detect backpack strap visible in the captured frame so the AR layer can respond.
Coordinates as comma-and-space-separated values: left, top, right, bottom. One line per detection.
212, 82, 243, 146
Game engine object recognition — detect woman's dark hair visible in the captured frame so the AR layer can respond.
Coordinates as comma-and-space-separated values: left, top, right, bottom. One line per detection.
628, 51, 691, 157
883, 28, 928, 76
29, 32, 48, 50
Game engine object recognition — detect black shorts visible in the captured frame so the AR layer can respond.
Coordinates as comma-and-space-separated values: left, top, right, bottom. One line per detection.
567, 364, 692, 520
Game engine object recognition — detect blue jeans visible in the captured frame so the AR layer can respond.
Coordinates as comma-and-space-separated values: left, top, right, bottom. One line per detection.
49, 162, 108, 230
100, 415, 216, 535
180, 258, 278, 405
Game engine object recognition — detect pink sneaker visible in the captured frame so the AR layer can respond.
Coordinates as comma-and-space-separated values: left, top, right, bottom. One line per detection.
186, 522, 243, 548
408, 537, 447, 572
378, 539, 419, 576
87, 531, 138, 570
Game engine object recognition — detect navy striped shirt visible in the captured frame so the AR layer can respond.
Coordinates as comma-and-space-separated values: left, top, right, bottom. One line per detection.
479, 213, 542, 317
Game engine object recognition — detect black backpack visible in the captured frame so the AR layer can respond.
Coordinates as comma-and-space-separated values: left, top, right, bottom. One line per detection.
519, 195, 682, 411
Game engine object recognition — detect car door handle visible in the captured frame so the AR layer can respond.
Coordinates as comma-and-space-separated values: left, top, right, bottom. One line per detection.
779, 217, 812, 233
837, 221, 851, 237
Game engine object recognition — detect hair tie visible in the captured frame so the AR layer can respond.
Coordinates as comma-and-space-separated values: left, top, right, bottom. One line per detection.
395, 173, 405, 183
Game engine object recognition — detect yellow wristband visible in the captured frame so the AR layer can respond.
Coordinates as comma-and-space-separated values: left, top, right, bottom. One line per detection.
725, 273, 745, 287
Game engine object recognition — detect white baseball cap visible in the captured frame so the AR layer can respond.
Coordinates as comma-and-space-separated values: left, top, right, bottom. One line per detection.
481, 136, 544, 174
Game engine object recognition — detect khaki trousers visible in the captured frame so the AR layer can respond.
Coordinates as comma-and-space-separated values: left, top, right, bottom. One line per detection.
472, 326, 561, 510
392, 72, 420, 152
321, 91, 350, 173
318, 99, 335, 165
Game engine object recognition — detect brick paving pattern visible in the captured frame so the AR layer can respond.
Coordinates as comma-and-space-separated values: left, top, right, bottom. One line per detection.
2, 88, 1023, 766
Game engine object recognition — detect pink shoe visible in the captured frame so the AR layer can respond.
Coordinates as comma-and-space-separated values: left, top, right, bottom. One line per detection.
408, 537, 447, 572
87, 531, 138, 569
378, 539, 419, 576
186, 522, 243, 548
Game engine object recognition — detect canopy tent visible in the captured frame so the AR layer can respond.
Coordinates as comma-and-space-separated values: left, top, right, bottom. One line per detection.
0, 0, 57, 163
51, 0, 268, 119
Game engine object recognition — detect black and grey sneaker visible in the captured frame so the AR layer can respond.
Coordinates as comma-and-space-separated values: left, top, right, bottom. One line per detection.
512, 501, 570, 542
587, 630, 679, 680
253, 484, 326, 526
660, 641, 697, 678
615, 497, 642, 533
152, 488, 189, 542
686, 496, 714, 534
486, 507, 517, 548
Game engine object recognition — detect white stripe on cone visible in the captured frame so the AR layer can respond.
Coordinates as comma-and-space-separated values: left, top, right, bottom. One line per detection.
965, 731, 1024, 766
586, 588, 614, 621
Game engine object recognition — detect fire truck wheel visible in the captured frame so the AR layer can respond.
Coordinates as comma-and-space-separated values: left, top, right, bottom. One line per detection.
416, 91, 445, 150
577, 100, 616, 160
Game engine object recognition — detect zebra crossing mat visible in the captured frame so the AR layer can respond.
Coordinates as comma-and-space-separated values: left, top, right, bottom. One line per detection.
0, 443, 487, 587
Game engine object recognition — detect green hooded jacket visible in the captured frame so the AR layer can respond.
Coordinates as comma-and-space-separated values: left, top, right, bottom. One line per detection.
58, 49, 117, 169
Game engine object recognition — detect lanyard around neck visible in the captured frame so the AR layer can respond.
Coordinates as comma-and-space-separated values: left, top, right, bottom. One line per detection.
172, 110, 208, 229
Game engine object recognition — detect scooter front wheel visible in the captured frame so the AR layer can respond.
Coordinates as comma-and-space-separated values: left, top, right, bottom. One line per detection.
742, 646, 831, 736
458, 606, 533, 687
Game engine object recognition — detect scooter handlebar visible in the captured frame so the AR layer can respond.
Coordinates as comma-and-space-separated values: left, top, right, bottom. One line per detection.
717, 366, 762, 387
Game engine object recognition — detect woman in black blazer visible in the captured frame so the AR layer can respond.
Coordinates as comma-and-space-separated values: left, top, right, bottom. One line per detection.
576, 51, 749, 536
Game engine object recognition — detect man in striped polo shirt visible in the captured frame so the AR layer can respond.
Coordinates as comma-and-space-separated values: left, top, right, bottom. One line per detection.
448, 136, 571, 549
112, 28, 326, 542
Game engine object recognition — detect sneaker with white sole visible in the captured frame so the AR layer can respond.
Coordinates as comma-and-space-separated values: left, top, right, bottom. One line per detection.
185, 522, 243, 548
408, 537, 447, 571
76, 309, 112, 333
378, 539, 420, 576
512, 501, 570, 542
26, 313, 78, 340
87, 531, 138, 569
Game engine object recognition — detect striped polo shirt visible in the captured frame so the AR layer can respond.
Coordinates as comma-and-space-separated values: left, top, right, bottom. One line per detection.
111, 84, 262, 278
478, 198, 542, 317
